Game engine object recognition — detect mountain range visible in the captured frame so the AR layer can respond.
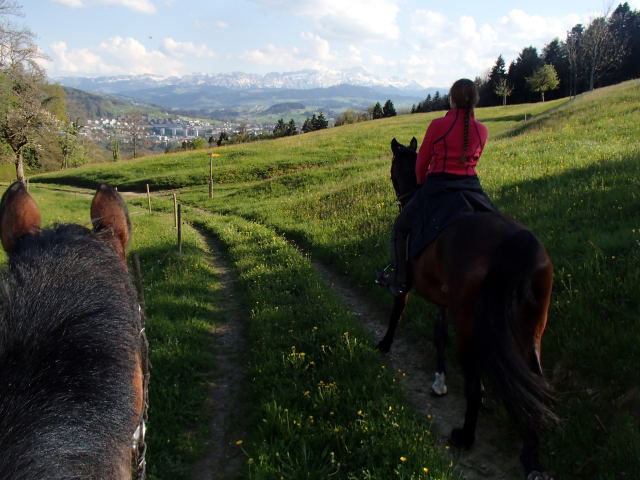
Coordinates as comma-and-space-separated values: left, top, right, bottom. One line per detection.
56, 69, 442, 123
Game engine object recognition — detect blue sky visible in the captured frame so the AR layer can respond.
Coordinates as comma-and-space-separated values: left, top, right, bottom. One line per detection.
20, 0, 639, 87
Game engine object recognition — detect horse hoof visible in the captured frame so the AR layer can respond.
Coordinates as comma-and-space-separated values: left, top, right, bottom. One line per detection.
450, 428, 474, 450
526, 471, 553, 480
431, 371, 448, 396
377, 341, 390, 353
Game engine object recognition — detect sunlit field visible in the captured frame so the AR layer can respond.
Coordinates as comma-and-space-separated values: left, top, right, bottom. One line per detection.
26, 79, 640, 479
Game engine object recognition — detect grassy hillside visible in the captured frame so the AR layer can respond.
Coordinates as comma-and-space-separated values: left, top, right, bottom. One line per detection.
32, 99, 564, 191
31, 79, 640, 478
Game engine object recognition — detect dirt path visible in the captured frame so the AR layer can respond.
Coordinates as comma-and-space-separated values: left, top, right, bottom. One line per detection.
311, 261, 525, 480
189, 227, 249, 480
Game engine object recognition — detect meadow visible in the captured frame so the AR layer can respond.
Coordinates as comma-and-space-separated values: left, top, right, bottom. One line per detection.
21, 79, 640, 479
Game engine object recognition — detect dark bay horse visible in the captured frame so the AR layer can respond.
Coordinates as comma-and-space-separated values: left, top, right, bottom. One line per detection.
0, 182, 146, 479
379, 139, 557, 480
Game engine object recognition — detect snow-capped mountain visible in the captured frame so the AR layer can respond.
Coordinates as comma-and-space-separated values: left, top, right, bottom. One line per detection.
56, 68, 429, 95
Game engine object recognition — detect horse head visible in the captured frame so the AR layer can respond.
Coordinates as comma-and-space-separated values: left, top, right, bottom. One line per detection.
390, 137, 418, 207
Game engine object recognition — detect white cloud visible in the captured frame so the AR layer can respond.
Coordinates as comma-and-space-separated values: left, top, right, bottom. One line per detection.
405, 7, 589, 87
50, 0, 157, 14
160, 38, 215, 58
249, 0, 400, 40
47, 41, 108, 74
499, 9, 581, 42
46, 37, 184, 76
51, 0, 85, 7
240, 32, 336, 69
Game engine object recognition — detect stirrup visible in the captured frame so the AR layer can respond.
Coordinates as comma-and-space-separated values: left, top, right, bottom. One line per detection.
375, 264, 394, 286
375, 266, 407, 296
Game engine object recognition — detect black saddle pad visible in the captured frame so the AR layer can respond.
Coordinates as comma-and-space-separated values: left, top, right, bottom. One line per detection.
409, 186, 498, 259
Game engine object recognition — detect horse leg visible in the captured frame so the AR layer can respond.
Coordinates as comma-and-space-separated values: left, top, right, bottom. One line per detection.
520, 426, 553, 480
450, 361, 481, 449
377, 293, 409, 353
431, 308, 448, 396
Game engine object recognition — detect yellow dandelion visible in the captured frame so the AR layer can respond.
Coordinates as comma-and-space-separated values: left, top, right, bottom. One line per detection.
423, 467, 429, 473
400, 456, 408, 462
235, 440, 243, 446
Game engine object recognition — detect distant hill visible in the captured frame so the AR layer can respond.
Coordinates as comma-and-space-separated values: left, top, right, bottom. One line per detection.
57, 70, 444, 123
63, 87, 131, 121
265, 102, 306, 114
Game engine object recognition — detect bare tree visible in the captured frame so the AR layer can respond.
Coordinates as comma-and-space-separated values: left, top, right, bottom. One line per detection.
494, 78, 513, 106
0, 2, 59, 181
564, 25, 583, 97
0, 64, 59, 181
124, 112, 148, 158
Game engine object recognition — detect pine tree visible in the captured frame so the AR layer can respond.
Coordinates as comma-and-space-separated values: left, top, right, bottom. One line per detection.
382, 100, 396, 117
273, 118, 287, 137
372, 102, 383, 119
313, 112, 328, 130
286, 119, 297, 135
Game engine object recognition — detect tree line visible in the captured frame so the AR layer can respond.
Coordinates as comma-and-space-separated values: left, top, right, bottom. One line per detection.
477, 2, 640, 106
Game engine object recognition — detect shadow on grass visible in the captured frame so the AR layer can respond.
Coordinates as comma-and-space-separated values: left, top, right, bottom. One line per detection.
491, 154, 640, 479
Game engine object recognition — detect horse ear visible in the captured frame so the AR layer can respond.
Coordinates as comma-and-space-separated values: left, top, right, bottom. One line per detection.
91, 184, 131, 263
0, 181, 41, 253
391, 138, 400, 155
409, 137, 418, 151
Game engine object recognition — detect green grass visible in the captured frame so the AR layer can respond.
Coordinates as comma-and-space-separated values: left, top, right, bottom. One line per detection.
31, 99, 564, 192
189, 209, 455, 479
30, 80, 640, 478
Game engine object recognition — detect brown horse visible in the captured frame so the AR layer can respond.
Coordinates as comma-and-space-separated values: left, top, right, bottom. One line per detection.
0, 182, 146, 479
378, 139, 557, 480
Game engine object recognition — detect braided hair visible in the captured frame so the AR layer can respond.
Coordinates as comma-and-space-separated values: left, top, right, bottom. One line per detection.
449, 79, 480, 164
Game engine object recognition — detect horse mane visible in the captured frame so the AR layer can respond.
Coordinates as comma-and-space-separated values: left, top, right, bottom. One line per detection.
0, 224, 141, 479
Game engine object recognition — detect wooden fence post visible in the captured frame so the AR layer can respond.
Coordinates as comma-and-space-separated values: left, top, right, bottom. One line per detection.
146, 184, 152, 214
173, 193, 178, 228
209, 153, 213, 199
177, 203, 182, 254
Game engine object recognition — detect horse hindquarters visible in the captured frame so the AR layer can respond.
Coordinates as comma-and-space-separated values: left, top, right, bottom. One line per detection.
474, 229, 556, 476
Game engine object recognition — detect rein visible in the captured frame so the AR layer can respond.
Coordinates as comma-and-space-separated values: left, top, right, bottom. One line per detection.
133, 304, 150, 480
395, 187, 417, 210
132, 253, 149, 480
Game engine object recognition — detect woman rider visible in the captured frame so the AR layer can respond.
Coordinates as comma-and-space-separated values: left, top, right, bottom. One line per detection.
377, 78, 498, 296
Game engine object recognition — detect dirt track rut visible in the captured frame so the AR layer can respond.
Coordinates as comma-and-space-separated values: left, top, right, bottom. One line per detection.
311, 261, 525, 480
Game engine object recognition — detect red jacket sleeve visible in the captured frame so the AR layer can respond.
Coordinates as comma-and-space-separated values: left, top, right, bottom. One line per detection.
416, 121, 436, 185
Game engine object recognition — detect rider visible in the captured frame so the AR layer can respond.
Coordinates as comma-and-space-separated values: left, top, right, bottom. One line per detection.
378, 78, 496, 296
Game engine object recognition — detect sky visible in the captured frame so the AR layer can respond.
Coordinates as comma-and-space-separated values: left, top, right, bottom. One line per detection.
18, 0, 640, 88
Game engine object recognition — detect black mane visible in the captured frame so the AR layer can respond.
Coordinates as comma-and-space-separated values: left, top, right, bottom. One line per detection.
0, 224, 141, 479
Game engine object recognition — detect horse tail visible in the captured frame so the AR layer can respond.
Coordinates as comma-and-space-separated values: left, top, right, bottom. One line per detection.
475, 229, 558, 427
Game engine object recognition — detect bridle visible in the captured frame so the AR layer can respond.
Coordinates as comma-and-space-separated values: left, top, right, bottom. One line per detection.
133, 303, 150, 480
395, 188, 417, 209
391, 151, 418, 211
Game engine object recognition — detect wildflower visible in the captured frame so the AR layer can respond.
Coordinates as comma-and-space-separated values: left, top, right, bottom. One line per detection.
423, 467, 429, 473
303, 390, 310, 397
400, 456, 408, 462
247, 458, 254, 464
235, 440, 243, 446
